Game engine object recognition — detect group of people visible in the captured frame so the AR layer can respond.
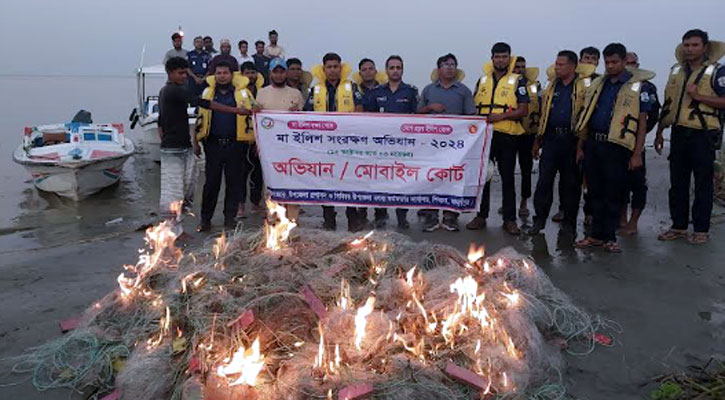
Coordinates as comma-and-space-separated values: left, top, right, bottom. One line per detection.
157, 28, 724, 253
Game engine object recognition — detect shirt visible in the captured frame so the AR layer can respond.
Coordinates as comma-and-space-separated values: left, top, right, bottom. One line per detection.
208, 86, 237, 138
187, 49, 211, 76
253, 54, 271, 78
303, 81, 364, 111
236, 54, 254, 66
418, 81, 475, 115
263, 45, 285, 58
208, 54, 239, 74
589, 70, 650, 133
163, 48, 188, 64
158, 82, 210, 149
546, 79, 574, 131
363, 82, 419, 114
256, 85, 305, 111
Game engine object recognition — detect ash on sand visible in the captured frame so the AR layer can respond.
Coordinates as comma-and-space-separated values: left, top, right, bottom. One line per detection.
5, 221, 615, 400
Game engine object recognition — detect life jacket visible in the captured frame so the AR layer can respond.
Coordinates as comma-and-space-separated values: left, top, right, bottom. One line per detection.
538, 63, 596, 135
521, 67, 541, 134
660, 40, 725, 131
575, 67, 656, 151
353, 70, 388, 94
310, 63, 355, 112
473, 56, 525, 135
196, 72, 254, 142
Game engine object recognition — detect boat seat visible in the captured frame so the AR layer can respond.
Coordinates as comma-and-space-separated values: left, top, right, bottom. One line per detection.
42, 131, 69, 145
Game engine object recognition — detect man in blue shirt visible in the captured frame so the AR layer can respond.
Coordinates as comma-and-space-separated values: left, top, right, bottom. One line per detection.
575, 43, 652, 253
187, 36, 210, 95
527, 50, 585, 236
363, 55, 419, 229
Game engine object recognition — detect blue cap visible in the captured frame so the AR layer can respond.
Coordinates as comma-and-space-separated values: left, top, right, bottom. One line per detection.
270, 58, 287, 71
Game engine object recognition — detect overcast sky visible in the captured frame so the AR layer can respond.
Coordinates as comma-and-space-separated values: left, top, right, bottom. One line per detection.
2, 0, 724, 89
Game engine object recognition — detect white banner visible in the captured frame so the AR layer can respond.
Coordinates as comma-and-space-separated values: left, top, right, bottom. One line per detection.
254, 111, 492, 211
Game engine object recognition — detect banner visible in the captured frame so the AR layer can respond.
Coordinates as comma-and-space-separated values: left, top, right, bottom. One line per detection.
254, 111, 492, 211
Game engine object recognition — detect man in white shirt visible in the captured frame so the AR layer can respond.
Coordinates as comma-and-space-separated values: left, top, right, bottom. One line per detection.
263, 30, 284, 58
237, 40, 254, 66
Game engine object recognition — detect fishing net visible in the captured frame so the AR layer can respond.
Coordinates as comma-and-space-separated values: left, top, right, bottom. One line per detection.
6, 217, 616, 400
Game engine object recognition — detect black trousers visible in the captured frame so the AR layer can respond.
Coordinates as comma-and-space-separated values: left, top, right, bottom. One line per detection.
668, 126, 716, 232
584, 139, 632, 242
516, 134, 535, 199
374, 208, 408, 222
624, 150, 647, 211
201, 139, 244, 223
323, 206, 363, 224
479, 131, 520, 222
240, 143, 263, 206
532, 133, 581, 229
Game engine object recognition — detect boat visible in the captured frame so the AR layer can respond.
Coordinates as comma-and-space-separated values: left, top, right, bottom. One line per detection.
129, 64, 198, 162
13, 121, 136, 201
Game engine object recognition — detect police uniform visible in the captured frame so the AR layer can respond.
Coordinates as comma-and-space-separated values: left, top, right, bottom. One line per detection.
473, 73, 530, 226
660, 44, 725, 234
187, 49, 211, 95
518, 79, 541, 208
530, 73, 589, 233
576, 69, 653, 244
623, 80, 660, 214
363, 81, 420, 228
304, 79, 364, 231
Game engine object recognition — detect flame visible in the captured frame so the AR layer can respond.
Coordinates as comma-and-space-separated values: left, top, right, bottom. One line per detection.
313, 323, 340, 378
213, 232, 228, 260
466, 244, 485, 266
354, 296, 376, 351
441, 276, 490, 345
264, 199, 297, 250
405, 266, 416, 287
350, 231, 374, 246
216, 337, 265, 386
337, 279, 352, 310
147, 306, 171, 348
501, 283, 520, 307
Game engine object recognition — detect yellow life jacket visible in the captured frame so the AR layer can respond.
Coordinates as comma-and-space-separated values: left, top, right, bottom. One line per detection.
473, 56, 525, 135
575, 67, 656, 151
538, 63, 596, 135
310, 63, 355, 112
196, 72, 255, 142
660, 40, 725, 131
521, 67, 541, 134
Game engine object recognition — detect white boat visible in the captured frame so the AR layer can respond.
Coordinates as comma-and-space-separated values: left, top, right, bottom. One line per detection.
129, 64, 198, 162
13, 122, 136, 201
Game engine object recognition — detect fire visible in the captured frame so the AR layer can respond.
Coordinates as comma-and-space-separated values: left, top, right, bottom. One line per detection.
147, 306, 171, 348
405, 267, 435, 333
264, 199, 297, 250
213, 232, 228, 260
354, 296, 376, 351
350, 231, 374, 247
217, 337, 265, 386
337, 279, 352, 310
314, 323, 341, 378
466, 244, 485, 266
441, 276, 490, 345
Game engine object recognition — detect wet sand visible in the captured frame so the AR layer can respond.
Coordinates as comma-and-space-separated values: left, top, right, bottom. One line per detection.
1, 148, 723, 399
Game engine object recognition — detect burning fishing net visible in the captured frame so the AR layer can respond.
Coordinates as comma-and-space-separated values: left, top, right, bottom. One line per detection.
7, 201, 615, 399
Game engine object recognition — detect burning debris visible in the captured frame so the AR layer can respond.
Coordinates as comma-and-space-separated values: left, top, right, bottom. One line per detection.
9, 200, 615, 399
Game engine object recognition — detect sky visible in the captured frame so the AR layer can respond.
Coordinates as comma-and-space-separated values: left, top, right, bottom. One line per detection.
2, 0, 725, 90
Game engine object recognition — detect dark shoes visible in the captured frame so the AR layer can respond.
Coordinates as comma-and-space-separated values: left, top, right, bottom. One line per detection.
503, 221, 521, 235
197, 220, 211, 232
526, 221, 545, 235
466, 216, 487, 230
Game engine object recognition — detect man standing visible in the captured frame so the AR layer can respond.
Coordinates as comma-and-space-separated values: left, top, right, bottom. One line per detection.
286, 58, 312, 95
264, 30, 285, 58
256, 58, 306, 221
303, 52, 364, 231
253, 41, 271, 84
552, 46, 602, 223
208, 39, 239, 74
187, 36, 210, 95
157, 57, 243, 219
203, 36, 217, 55
656, 29, 725, 245
574, 43, 654, 253
237, 40, 254, 66
196, 61, 256, 231
526, 51, 595, 236
163, 32, 187, 64
356, 58, 385, 94
237, 62, 265, 217
467, 42, 530, 235
418, 53, 475, 232
363, 55, 419, 229
618, 51, 660, 236
512, 56, 541, 218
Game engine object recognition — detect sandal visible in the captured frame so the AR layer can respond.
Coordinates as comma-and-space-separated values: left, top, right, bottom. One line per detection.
657, 229, 688, 241
688, 232, 710, 245
603, 241, 622, 253
575, 237, 604, 248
